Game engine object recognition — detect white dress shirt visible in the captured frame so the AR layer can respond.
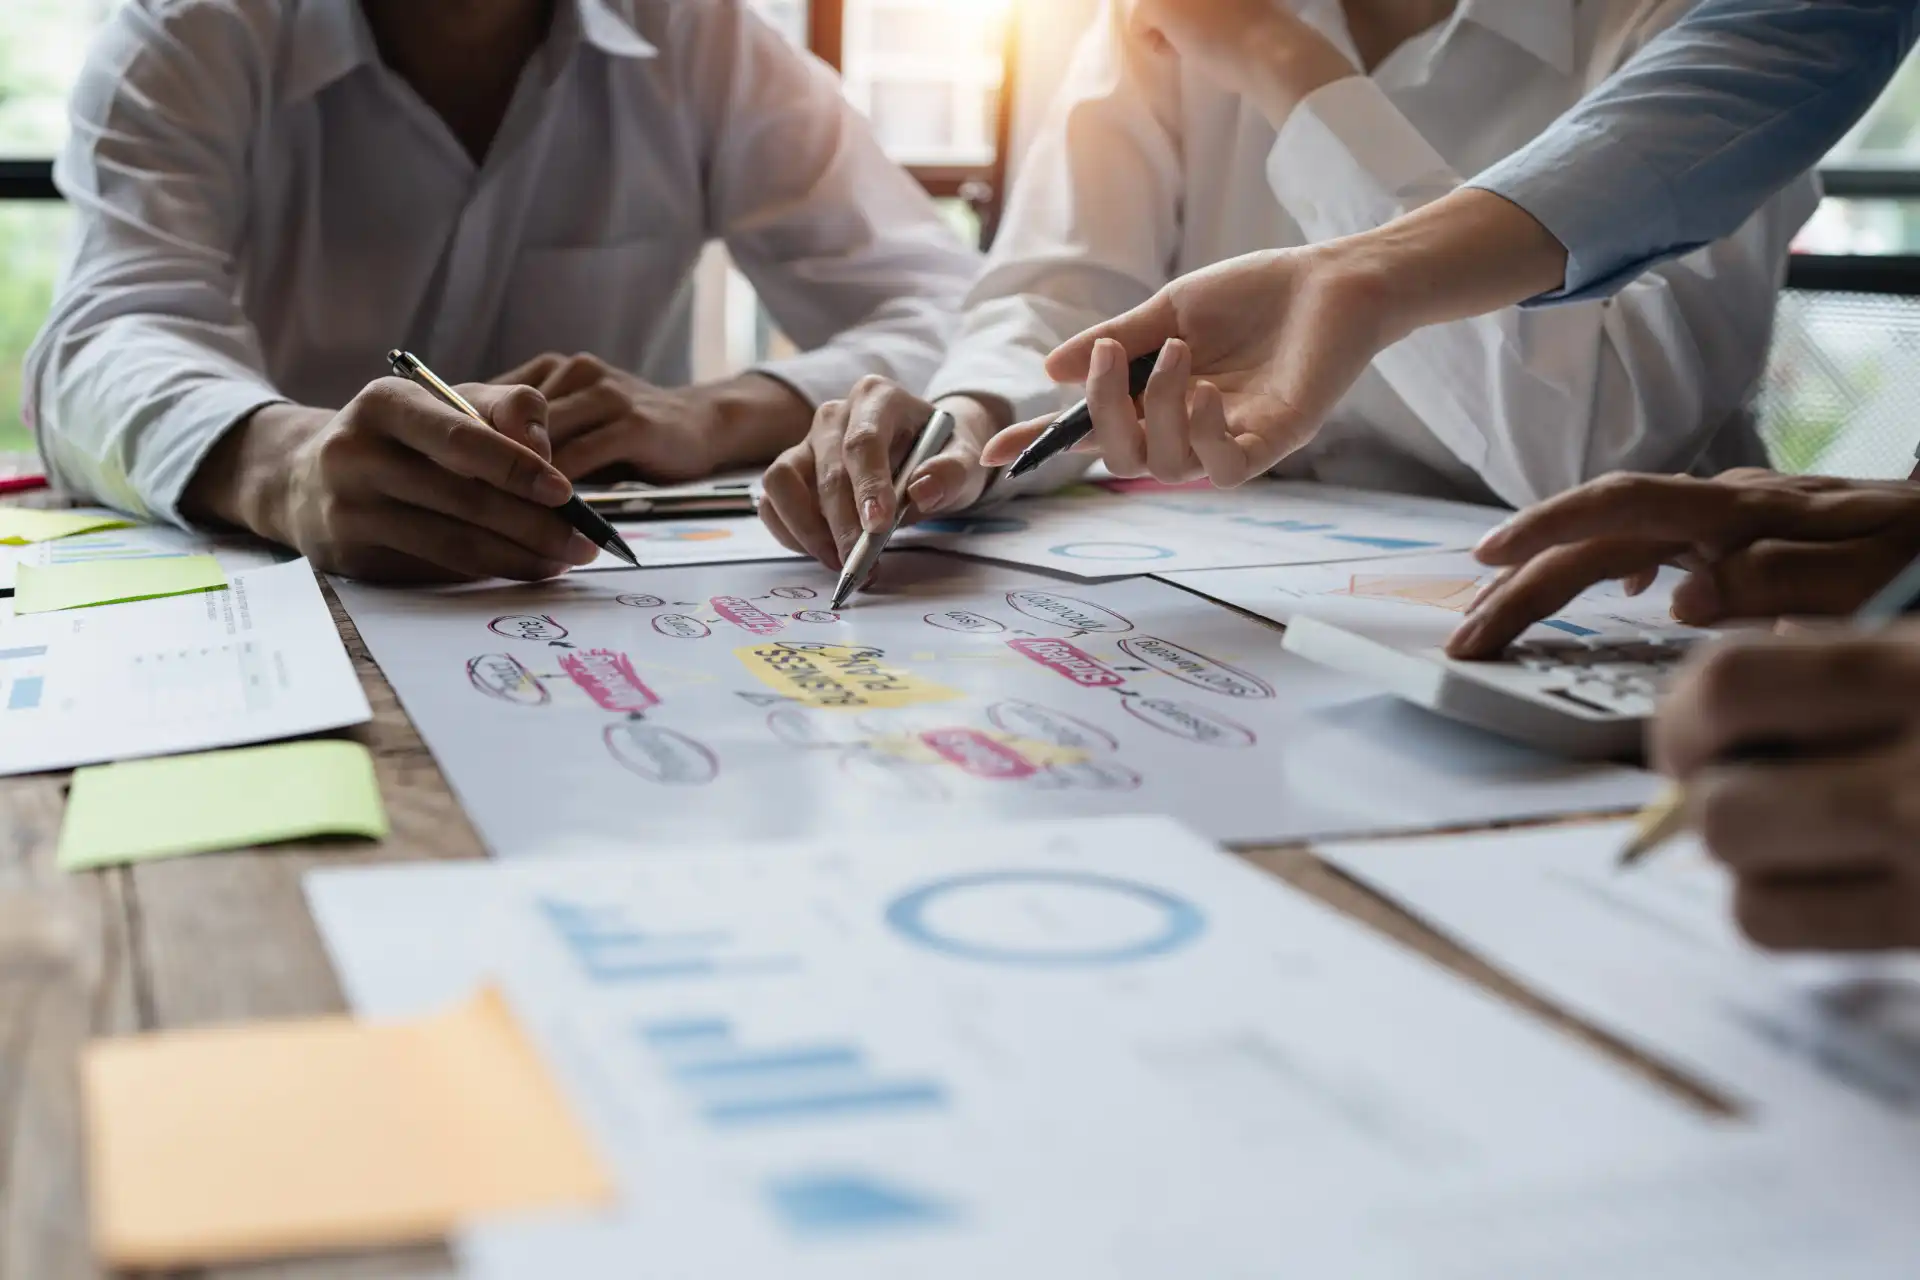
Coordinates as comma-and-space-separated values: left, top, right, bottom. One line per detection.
24, 0, 982, 524
928, 0, 1819, 509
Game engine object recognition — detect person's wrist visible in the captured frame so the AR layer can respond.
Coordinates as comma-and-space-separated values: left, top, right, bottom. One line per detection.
700, 373, 812, 471
180, 403, 327, 546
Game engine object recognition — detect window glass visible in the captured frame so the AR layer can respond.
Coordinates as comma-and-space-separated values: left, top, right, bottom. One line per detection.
843, 0, 1007, 167
0, 0, 116, 157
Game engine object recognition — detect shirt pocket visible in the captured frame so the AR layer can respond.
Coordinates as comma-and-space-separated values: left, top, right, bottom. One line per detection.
490, 235, 701, 384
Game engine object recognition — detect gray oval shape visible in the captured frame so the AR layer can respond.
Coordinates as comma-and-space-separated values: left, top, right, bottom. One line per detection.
1123, 696, 1256, 747
924, 609, 1006, 635
985, 700, 1118, 752
652, 614, 712, 639
616, 594, 665, 609
465, 654, 549, 706
1004, 590, 1133, 634
487, 613, 567, 641
604, 724, 719, 785
1117, 636, 1274, 699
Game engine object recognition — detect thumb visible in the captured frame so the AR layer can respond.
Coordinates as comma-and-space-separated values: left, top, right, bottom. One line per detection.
1046, 290, 1179, 382
903, 451, 992, 521
467, 382, 554, 462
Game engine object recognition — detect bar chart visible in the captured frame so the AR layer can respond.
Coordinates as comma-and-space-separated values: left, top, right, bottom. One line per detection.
537, 898, 801, 983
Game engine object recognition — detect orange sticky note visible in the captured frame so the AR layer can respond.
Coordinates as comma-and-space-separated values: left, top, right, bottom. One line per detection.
83, 987, 614, 1268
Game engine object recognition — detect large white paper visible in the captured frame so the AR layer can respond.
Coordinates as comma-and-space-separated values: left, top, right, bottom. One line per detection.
1169, 549, 1705, 642
305, 816, 1707, 1278
332, 552, 1653, 855
899, 481, 1504, 579
1320, 823, 1920, 1127
0, 558, 370, 775
0, 518, 283, 590
585, 514, 804, 571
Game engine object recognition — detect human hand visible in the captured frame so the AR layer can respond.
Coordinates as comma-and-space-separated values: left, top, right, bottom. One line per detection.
187, 379, 594, 582
980, 246, 1398, 485
759, 377, 1003, 570
1653, 625, 1920, 951
1127, 0, 1357, 124
497, 353, 727, 484
1447, 471, 1920, 658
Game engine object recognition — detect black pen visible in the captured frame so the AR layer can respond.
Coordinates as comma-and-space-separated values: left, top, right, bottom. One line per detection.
1006, 347, 1165, 479
387, 350, 638, 568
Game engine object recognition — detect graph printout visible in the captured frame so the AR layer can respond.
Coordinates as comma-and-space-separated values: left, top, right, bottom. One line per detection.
0, 559, 368, 775
332, 553, 1653, 853
899, 481, 1503, 579
306, 816, 1709, 1279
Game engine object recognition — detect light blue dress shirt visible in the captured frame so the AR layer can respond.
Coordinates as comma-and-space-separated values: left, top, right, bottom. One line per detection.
1470, 0, 1920, 303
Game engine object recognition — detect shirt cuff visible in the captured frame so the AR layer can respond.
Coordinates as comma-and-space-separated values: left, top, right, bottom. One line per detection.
1469, 119, 1688, 306
924, 351, 1069, 428
131, 382, 287, 529
1266, 76, 1458, 241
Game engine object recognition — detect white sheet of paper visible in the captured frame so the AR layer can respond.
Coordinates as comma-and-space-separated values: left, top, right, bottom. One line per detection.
1277, 1126, 1920, 1280
305, 815, 1708, 1278
1169, 550, 1706, 642
0, 558, 369, 775
899, 481, 1504, 580
582, 515, 804, 570
1319, 823, 1920, 1127
0, 519, 282, 590
331, 552, 1653, 855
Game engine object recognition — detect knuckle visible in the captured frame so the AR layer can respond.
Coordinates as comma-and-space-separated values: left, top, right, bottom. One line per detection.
1694, 779, 1748, 861
852, 374, 891, 399
1732, 886, 1791, 951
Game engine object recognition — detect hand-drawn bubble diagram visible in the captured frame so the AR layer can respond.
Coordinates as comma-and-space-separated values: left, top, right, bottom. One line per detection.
476, 613, 720, 788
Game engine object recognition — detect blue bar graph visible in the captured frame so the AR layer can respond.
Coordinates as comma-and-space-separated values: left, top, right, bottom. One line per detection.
538, 898, 797, 984
1541, 618, 1600, 637
6, 677, 42, 711
765, 1172, 958, 1236
0, 647, 47, 662
1328, 534, 1441, 551
637, 1016, 948, 1129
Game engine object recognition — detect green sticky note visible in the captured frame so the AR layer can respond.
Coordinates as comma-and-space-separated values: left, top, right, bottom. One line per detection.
59, 741, 390, 871
0, 509, 133, 544
13, 555, 228, 614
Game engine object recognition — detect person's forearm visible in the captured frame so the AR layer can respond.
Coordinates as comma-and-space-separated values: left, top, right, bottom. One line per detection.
1332, 188, 1570, 342
180, 403, 324, 544
698, 373, 816, 470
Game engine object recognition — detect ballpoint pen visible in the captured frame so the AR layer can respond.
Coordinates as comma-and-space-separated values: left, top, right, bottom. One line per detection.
386, 350, 638, 568
1619, 551, 1920, 867
830, 409, 956, 610
1005, 348, 1165, 480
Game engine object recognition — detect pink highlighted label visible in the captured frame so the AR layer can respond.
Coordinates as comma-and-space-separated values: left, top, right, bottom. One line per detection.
919, 728, 1039, 780
1006, 638, 1126, 688
561, 650, 660, 713
712, 596, 785, 636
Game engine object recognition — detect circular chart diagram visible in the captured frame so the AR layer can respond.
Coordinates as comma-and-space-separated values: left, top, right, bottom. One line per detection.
884, 871, 1204, 967
1047, 541, 1176, 562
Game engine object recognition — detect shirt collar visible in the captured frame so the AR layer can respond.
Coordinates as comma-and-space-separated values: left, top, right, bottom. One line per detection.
280, 0, 656, 105
1456, 0, 1576, 76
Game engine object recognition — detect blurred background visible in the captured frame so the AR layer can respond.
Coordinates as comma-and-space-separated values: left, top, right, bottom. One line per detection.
4, 0, 1920, 476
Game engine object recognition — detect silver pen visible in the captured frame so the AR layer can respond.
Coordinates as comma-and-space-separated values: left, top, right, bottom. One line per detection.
830, 409, 957, 609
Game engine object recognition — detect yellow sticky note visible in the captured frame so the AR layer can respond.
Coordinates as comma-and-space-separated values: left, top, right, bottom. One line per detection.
13, 554, 227, 614
84, 986, 616, 1269
736, 642, 960, 710
59, 741, 389, 871
0, 509, 132, 544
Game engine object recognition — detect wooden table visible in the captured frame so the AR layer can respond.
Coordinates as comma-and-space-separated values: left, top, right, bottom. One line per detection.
0, 477, 1730, 1280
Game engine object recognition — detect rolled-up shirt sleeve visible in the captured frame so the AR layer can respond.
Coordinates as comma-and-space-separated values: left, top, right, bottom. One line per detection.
686, 2, 983, 406
1469, 0, 1919, 303
22, 3, 287, 526
1269, 74, 1817, 506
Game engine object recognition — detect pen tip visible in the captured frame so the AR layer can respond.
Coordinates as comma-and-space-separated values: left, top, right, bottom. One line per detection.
608, 537, 640, 568
830, 587, 852, 611
1005, 454, 1037, 480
